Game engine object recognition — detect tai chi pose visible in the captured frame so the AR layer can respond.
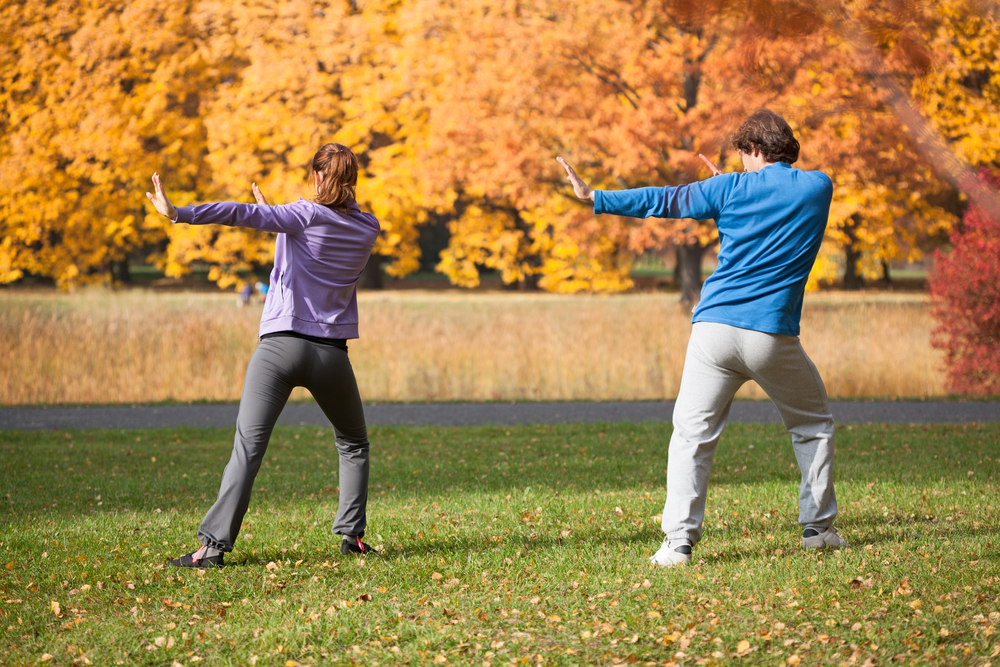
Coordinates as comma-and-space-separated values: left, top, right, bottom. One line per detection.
146, 143, 380, 567
558, 109, 847, 567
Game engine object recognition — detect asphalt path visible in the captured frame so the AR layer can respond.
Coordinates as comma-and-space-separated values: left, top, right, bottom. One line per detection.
2, 400, 999, 431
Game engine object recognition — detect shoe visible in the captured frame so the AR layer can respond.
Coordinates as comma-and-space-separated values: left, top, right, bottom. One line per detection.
341, 536, 373, 555
169, 545, 224, 568
802, 527, 848, 550
650, 539, 692, 567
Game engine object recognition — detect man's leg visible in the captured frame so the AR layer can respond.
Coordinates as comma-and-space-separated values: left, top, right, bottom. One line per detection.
743, 332, 840, 541
304, 343, 370, 547
661, 323, 748, 548
196, 337, 302, 553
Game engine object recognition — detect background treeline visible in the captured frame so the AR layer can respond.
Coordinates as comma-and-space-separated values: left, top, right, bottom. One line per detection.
1, 0, 998, 305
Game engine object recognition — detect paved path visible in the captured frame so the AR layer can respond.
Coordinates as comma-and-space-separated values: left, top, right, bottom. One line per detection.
2, 401, 999, 431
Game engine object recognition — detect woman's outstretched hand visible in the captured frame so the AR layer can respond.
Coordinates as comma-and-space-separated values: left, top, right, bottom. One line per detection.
251, 182, 269, 206
698, 154, 724, 177
556, 157, 595, 202
145, 172, 177, 220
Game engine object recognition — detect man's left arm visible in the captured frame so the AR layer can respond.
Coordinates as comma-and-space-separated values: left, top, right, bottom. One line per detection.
556, 157, 737, 220
596, 175, 737, 220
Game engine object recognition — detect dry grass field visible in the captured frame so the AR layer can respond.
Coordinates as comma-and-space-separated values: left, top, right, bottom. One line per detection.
0, 288, 945, 405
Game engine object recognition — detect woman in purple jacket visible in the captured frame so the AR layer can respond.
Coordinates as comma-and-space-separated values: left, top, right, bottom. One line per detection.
146, 143, 380, 567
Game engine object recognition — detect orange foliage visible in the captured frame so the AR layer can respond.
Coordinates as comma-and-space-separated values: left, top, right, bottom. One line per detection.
1, 0, 993, 293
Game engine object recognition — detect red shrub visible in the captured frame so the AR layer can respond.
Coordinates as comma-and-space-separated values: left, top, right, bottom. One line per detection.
929, 167, 1000, 395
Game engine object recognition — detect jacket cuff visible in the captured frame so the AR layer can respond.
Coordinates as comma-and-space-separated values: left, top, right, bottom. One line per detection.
174, 206, 195, 224
593, 190, 604, 215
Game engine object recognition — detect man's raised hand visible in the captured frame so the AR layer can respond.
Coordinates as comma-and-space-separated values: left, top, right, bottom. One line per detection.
556, 157, 595, 202
698, 154, 724, 177
145, 172, 177, 221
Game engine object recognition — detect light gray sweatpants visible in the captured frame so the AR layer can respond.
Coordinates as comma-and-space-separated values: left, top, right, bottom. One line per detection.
198, 334, 370, 552
662, 321, 837, 546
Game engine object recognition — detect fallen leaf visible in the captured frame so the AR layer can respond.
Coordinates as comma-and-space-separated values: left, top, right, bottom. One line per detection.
431, 572, 443, 580
40, 655, 53, 662
787, 655, 801, 665
49, 600, 60, 616
358, 593, 373, 602
737, 640, 750, 653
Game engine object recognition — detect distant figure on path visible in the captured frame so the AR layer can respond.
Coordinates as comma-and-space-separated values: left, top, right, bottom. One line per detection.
238, 283, 252, 307
146, 143, 380, 567
254, 280, 269, 303
558, 109, 848, 567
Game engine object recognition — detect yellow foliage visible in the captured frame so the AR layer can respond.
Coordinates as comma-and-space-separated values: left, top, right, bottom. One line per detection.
0, 0, 990, 293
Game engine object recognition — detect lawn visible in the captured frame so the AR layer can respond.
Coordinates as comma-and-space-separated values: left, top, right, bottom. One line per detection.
1, 422, 998, 666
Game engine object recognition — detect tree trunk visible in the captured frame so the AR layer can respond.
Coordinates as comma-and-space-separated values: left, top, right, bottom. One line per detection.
116, 259, 131, 283
881, 260, 892, 285
843, 216, 864, 290
358, 254, 384, 289
843, 246, 864, 290
675, 242, 706, 311
109, 259, 130, 285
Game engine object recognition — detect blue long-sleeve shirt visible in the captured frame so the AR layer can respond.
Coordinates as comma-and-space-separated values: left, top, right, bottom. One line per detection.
175, 199, 380, 340
594, 162, 832, 336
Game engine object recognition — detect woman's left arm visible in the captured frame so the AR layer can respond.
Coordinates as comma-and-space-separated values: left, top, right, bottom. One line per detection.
146, 173, 311, 234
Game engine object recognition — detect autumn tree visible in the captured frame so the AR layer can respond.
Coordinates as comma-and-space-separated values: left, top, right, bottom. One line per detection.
380, 0, 966, 304
372, 0, 776, 303
2, 0, 994, 300
0, 0, 217, 287
929, 167, 1000, 394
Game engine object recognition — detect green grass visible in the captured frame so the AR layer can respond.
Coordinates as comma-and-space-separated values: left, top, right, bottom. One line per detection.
1, 423, 998, 666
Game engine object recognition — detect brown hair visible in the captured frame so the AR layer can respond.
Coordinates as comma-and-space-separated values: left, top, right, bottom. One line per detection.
311, 143, 358, 211
731, 109, 800, 165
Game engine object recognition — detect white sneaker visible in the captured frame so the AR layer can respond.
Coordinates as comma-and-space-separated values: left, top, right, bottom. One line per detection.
802, 526, 849, 550
650, 539, 692, 567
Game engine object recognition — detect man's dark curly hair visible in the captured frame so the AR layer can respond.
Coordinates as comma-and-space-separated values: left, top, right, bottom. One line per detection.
731, 109, 800, 165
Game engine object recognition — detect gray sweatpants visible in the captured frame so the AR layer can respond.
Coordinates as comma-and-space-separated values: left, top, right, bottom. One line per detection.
198, 334, 370, 552
662, 322, 837, 546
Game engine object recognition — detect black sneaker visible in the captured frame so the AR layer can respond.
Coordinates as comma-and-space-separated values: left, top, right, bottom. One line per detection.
340, 536, 373, 555
169, 545, 225, 568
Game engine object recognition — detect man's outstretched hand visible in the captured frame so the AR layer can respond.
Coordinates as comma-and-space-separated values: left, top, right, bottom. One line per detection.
146, 172, 177, 220
557, 157, 595, 202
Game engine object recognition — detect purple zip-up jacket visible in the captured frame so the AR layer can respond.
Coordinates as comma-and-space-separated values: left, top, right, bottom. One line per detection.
174, 198, 380, 340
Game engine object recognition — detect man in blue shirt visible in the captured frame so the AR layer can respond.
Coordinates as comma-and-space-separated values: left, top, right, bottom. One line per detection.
558, 109, 847, 567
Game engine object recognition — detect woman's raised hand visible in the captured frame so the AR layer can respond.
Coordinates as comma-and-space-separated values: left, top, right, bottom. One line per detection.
145, 172, 177, 220
556, 157, 595, 202
251, 182, 269, 206
698, 154, 724, 177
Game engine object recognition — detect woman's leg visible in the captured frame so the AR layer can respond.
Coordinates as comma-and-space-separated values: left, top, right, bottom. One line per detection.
197, 337, 305, 551
304, 343, 370, 539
